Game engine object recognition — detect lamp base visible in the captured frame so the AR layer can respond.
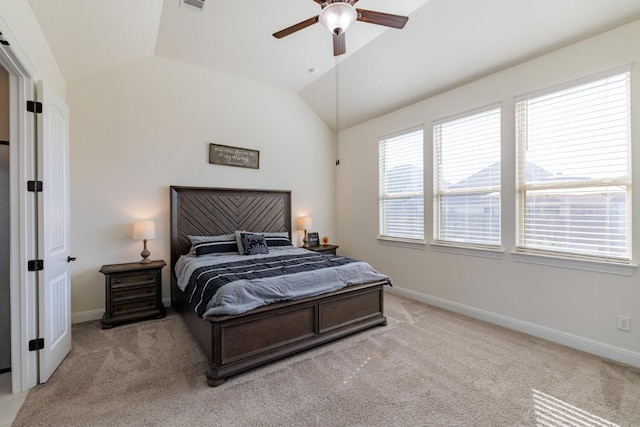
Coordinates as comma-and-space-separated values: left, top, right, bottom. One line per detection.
140, 240, 151, 264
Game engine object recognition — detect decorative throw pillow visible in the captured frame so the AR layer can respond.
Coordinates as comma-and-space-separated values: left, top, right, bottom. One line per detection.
240, 233, 269, 255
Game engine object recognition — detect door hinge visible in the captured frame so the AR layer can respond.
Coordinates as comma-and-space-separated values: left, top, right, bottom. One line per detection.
27, 180, 43, 192
26, 100, 42, 113
29, 338, 45, 351
28, 259, 44, 271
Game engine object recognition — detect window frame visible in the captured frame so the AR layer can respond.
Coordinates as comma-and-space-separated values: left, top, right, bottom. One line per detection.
514, 67, 632, 266
432, 104, 502, 250
378, 127, 425, 244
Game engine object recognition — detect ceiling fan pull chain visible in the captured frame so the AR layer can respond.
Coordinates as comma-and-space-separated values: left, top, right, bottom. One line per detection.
335, 57, 341, 166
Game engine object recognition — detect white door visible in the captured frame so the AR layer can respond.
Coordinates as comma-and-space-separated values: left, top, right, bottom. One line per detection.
36, 80, 71, 382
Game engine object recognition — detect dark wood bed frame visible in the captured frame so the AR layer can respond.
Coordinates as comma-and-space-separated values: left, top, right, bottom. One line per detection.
170, 186, 387, 386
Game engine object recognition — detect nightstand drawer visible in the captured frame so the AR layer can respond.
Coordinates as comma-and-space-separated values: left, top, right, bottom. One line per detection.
112, 285, 156, 301
111, 297, 157, 316
111, 272, 156, 288
306, 244, 339, 255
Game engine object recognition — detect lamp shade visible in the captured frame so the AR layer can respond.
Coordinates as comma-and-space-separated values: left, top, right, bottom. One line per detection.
319, 2, 357, 35
296, 216, 312, 231
132, 220, 156, 240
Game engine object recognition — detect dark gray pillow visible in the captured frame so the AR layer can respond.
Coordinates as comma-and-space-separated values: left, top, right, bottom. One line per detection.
240, 233, 269, 255
264, 235, 293, 249
194, 240, 239, 257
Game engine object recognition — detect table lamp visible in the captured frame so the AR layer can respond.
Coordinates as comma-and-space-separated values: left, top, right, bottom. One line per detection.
296, 216, 312, 247
132, 220, 156, 264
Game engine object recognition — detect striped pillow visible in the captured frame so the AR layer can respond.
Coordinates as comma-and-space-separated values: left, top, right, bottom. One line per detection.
194, 239, 239, 256
264, 234, 293, 249
188, 234, 239, 256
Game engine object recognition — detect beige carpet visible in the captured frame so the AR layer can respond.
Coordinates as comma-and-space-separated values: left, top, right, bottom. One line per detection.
13, 293, 640, 426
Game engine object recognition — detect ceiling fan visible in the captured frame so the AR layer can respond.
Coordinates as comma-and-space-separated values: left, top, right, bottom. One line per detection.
272, 0, 409, 56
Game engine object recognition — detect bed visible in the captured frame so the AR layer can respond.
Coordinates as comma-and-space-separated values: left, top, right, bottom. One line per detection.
170, 186, 390, 386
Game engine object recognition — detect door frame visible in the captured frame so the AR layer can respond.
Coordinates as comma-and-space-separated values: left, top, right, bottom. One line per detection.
0, 16, 39, 393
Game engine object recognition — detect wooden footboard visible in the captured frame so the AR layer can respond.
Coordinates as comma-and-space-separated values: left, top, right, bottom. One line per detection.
171, 276, 387, 386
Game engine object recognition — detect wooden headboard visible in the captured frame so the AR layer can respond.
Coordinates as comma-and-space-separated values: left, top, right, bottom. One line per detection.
169, 186, 292, 270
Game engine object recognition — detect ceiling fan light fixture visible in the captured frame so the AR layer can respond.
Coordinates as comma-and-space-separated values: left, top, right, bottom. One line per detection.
319, 3, 357, 35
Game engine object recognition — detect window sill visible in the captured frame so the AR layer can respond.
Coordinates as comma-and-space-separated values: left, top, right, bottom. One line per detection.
430, 242, 504, 259
378, 238, 426, 250
511, 251, 636, 276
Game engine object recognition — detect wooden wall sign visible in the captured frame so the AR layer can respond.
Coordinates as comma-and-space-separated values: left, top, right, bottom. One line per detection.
209, 143, 260, 169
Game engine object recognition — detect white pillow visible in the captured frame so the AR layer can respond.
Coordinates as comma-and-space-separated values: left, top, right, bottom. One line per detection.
234, 230, 248, 255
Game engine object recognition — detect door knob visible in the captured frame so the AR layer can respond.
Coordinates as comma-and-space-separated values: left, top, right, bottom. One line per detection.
67, 256, 77, 262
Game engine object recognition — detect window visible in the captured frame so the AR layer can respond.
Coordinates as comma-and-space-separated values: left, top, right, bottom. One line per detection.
379, 128, 424, 242
433, 107, 501, 247
516, 70, 631, 262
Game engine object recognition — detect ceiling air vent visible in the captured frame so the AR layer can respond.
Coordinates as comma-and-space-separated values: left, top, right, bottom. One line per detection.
180, 0, 206, 12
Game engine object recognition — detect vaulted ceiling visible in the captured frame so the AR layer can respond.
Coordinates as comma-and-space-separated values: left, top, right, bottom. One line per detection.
26, 0, 640, 130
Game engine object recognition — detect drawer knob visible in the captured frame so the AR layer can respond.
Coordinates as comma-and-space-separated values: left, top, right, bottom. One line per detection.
115, 279, 122, 284
115, 293, 122, 298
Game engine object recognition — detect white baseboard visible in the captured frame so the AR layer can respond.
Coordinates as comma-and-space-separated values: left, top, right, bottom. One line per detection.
386, 286, 640, 369
71, 309, 103, 324
71, 298, 172, 325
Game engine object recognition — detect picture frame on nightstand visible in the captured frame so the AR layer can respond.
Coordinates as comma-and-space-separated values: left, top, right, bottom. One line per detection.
307, 232, 319, 247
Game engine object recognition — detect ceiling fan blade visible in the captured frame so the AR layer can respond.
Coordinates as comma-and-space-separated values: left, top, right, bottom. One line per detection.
347, 0, 360, 5
333, 31, 346, 56
356, 9, 408, 29
272, 16, 319, 39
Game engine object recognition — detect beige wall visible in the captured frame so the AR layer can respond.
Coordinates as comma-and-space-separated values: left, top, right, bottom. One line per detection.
0, 0, 65, 96
337, 20, 640, 364
67, 55, 336, 318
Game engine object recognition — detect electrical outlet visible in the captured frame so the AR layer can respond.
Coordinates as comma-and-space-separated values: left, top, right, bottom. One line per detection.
617, 315, 631, 332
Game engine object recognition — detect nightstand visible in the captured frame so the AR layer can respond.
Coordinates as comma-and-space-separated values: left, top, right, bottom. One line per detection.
99, 260, 166, 329
305, 244, 339, 255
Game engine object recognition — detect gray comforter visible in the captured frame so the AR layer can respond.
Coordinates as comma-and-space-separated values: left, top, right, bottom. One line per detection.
174, 248, 391, 317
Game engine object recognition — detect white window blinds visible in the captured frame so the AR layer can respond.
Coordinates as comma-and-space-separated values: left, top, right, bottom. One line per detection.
379, 128, 424, 241
434, 107, 501, 246
516, 70, 631, 261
